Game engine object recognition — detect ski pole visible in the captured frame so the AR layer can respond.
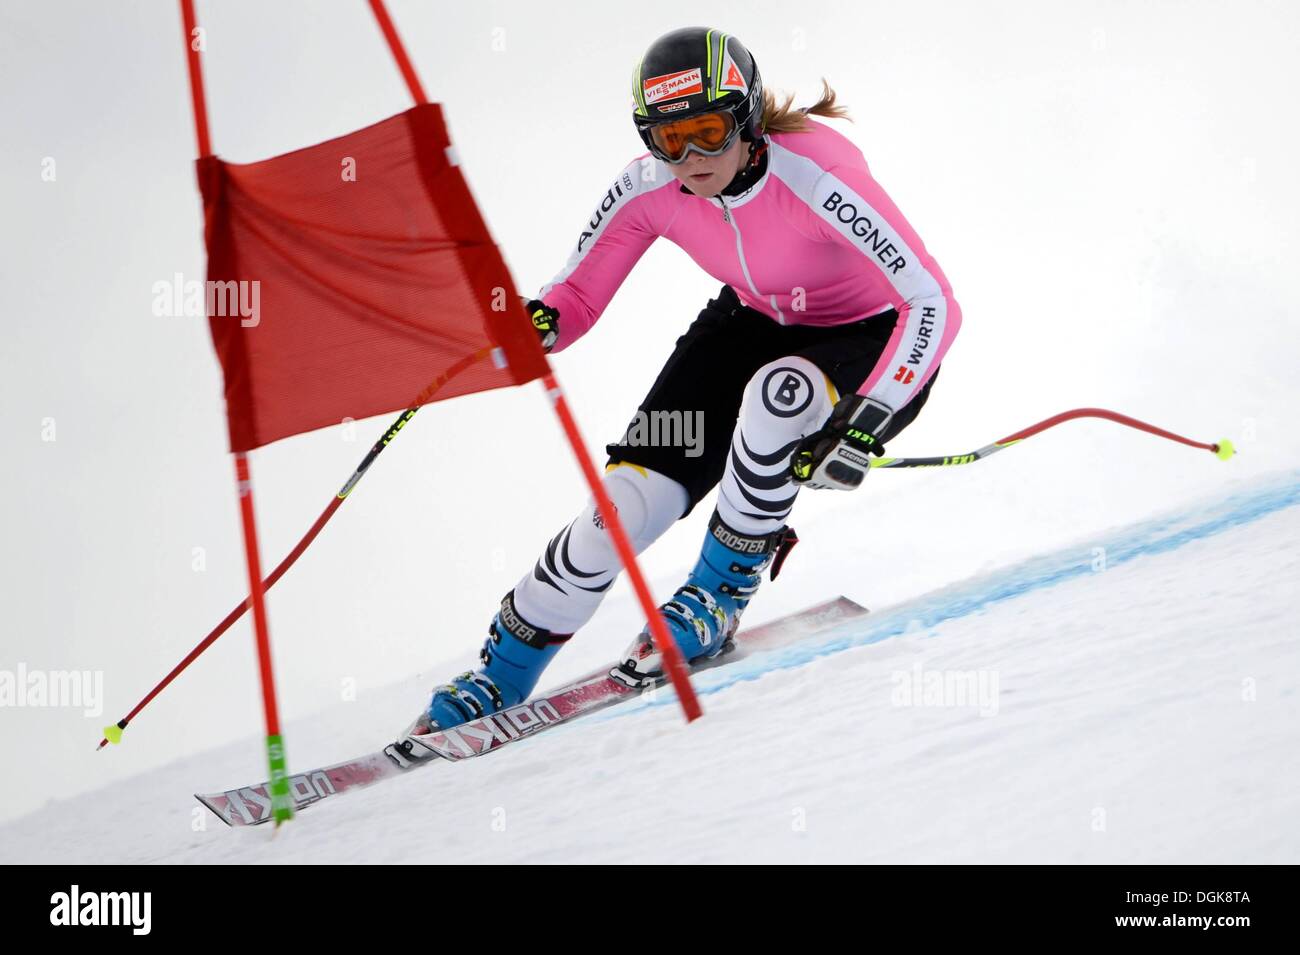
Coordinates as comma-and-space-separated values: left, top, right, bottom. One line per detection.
869, 407, 1235, 469
98, 350, 489, 750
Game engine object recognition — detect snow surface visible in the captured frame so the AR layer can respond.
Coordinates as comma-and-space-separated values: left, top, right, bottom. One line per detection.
3, 470, 1296, 864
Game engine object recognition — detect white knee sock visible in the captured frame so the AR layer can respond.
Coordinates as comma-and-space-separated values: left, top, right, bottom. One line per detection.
717, 356, 836, 536
512, 464, 688, 634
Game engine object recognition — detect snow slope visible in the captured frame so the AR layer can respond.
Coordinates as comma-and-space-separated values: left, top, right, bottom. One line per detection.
4, 469, 1296, 864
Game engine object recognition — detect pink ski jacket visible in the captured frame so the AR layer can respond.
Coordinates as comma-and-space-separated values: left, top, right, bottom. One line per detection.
538, 118, 960, 413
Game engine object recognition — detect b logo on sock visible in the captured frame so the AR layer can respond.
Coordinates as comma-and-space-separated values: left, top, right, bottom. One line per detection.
762, 366, 813, 418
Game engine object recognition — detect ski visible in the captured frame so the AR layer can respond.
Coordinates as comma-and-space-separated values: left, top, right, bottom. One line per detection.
196, 596, 867, 826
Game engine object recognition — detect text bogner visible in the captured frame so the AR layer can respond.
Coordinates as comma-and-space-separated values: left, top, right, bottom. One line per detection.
821, 190, 908, 274
820, 190, 938, 368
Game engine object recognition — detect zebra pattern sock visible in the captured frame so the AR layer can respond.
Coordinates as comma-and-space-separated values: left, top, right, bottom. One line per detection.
511, 464, 688, 635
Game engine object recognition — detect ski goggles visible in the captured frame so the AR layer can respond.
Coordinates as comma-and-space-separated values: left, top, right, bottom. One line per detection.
647, 110, 740, 164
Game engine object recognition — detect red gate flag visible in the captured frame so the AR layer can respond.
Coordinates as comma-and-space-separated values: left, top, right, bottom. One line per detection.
196, 103, 547, 452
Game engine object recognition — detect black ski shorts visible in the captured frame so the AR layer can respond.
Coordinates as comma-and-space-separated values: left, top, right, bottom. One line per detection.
605, 284, 939, 515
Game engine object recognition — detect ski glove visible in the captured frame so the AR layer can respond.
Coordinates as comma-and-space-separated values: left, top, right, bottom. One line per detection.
790, 394, 893, 490
524, 298, 560, 353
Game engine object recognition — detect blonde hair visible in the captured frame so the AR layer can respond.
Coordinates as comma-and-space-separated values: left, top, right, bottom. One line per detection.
760, 78, 852, 134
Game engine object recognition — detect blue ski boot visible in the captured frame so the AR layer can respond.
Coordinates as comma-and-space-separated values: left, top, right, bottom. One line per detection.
422, 590, 572, 730
613, 510, 797, 687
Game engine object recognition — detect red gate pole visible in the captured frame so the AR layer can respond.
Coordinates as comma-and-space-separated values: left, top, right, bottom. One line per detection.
368, 0, 428, 104
234, 453, 294, 823
542, 373, 702, 721
179, 0, 292, 823
366, 0, 702, 721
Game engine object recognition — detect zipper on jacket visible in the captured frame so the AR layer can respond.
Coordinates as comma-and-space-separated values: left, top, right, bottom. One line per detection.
719, 195, 786, 325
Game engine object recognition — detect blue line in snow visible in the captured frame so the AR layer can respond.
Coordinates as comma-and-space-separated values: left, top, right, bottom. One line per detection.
587, 470, 1300, 724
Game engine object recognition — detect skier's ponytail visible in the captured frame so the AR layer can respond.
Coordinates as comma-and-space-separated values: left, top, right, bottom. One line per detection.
760, 78, 852, 134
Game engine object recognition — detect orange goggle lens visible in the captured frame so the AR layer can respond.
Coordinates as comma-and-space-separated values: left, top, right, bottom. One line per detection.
648, 111, 738, 162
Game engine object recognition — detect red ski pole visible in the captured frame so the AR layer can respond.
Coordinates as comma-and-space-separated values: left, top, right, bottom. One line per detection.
867, 407, 1235, 470
98, 353, 486, 750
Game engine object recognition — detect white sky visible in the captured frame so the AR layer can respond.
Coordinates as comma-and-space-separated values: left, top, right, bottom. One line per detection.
1, 0, 1298, 823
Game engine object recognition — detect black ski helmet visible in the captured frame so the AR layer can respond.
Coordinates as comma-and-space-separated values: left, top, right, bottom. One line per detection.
631, 27, 765, 156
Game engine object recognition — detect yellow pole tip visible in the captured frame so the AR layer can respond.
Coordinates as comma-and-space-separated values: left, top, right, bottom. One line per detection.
1214, 439, 1236, 461
102, 724, 123, 745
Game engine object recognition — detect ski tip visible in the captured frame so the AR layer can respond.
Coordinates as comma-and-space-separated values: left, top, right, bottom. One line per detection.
194, 794, 235, 827
1214, 439, 1236, 461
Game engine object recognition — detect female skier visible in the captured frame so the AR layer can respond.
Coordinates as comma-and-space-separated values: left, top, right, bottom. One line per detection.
423, 26, 961, 728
